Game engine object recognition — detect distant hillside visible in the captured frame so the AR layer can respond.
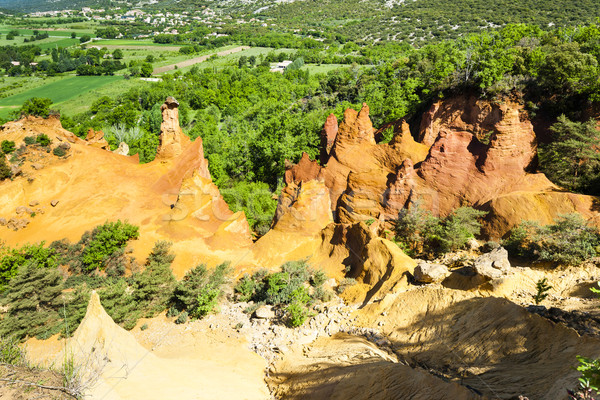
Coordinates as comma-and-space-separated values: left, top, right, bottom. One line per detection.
0, 0, 129, 12
151, 0, 600, 43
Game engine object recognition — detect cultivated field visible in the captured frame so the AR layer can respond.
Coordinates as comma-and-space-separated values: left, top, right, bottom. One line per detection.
0, 75, 123, 118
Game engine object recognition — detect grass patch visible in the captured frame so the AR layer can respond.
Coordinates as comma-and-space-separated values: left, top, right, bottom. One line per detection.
94, 39, 180, 47
54, 78, 151, 115
0, 75, 123, 118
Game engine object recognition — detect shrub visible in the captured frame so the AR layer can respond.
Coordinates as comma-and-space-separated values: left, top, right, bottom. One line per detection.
234, 260, 329, 327
36, 134, 51, 147
175, 311, 188, 324
533, 278, 552, 305
171, 262, 231, 320
575, 356, 600, 394
23, 136, 36, 145
504, 214, 600, 265
221, 181, 277, 236
336, 278, 357, 294
0, 242, 58, 288
53, 146, 67, 157
0, 264, 66, 340
0, 336, 27, 365
166, 306, 179, 317
0, 156, 11, 181
18, 97, 53, 118
591, 282, 600, 298
79, 221, 139, 272
1, 140, 15, 154
395, 204, 486, 258
286, 301, 310, 327
132, 241, 177, 316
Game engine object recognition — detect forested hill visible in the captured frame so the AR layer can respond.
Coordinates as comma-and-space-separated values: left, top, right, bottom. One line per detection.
150, 0, 600, 43
258, 0, 600, 43
0, 0, 129, 13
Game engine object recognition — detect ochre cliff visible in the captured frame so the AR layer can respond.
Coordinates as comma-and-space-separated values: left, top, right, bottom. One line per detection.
0, 98, 252, 277
278, 97, 600, 240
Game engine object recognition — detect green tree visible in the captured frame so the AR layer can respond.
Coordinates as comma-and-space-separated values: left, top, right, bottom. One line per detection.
140, 63, 153, 78
1, 140, 15, 154
533, 278, 552, 305
18, 97, 53, 118
171, 263, 230, 319
80, 221, 139, 272
538, 115, 600, 194
504, 213, 600, 265
0, 156, 11, 181
113, 49, 124, 59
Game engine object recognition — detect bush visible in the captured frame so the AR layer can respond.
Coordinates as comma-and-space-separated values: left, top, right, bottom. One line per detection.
575, 356, 600, 394
36, 134, 51, 147
234, 260, 329, 327
175, 311, 188, 324
171, 262, 231, 320
0, 242, 58, 288
79, 221, 139, 272
336, 277, 357, 294
533, 278, 552, 305
53, 146, 67, 157
286, 301, 310, 327
23, 136, 36, 145
132, 241, 177, 316
220, 181, 277, 236
18, 97, 53, 118
395, 204, 486, 258
0, 336, 27, 365
0, 264, 67, 340
504, 213, 600, 265
1, 140, 15, 154
0, 156, 11, 181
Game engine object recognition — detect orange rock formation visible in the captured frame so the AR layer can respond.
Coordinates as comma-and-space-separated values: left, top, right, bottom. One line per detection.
279, 97, 600, 240
0, 99, 252, 277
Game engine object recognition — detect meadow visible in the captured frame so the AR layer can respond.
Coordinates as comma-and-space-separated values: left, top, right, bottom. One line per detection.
0, 75, 123, 118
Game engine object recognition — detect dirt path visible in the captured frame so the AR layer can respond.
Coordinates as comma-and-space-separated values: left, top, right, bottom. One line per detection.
153, 46, 250, 74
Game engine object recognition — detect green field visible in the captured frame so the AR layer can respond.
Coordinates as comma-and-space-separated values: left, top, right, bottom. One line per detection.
94, 39, 180, 47
302, 64, 350, 74
0, 75, 123, 118
174, 47, 296, 74
54, 78, 151, 115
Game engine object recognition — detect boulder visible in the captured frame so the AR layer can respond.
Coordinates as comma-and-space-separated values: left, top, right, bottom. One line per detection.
85, 129, 109, 150
7, 217, 29, 231
50, 199, 59, 207
15, 206, 33, 215
0, 217, 6, 226
29, 200, 39, 207
31, 163, 43, 170
472, 247, 511, 280
113, 142, 129, 156
413, 262, 450, 284
254, 305, 275, 319
10, 164, 21, 176
58, 142, 71, 151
